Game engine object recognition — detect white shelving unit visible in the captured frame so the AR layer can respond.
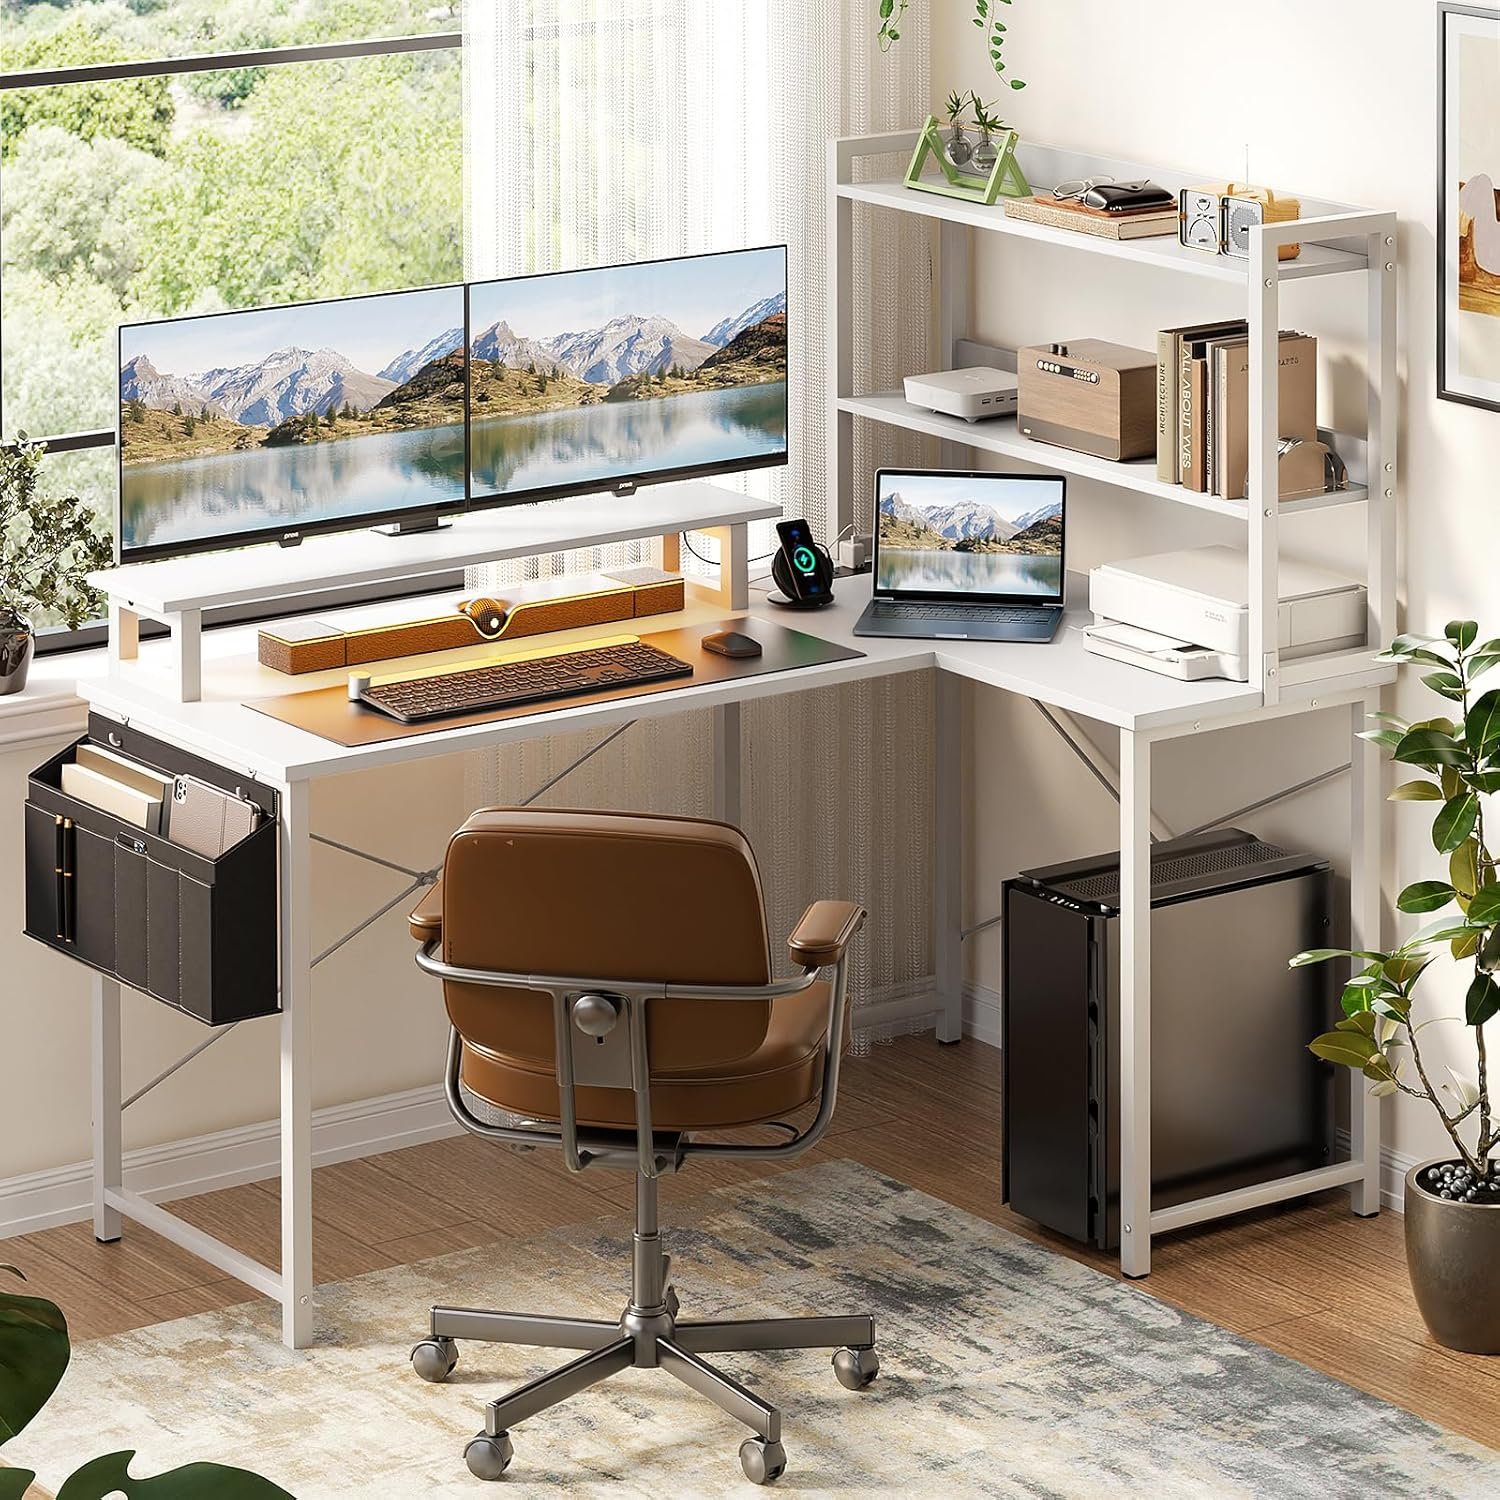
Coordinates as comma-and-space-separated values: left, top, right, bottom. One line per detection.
829, 130, 1399, 1275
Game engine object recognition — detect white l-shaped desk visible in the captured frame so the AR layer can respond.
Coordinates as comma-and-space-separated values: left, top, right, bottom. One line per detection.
73, 569, 1392, 1347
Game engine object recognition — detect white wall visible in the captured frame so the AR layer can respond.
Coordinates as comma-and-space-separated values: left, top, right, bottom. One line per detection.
935, 0, 1500, 1171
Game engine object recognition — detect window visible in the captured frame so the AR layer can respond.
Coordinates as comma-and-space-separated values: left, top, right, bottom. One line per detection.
0, 2, 463, 635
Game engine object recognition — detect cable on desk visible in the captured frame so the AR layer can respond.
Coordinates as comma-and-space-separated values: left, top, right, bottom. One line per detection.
681, 531, 777, 568
680, 519, 855, 572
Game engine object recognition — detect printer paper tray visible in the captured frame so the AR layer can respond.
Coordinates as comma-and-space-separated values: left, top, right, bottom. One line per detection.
1083, 621, 1248, 682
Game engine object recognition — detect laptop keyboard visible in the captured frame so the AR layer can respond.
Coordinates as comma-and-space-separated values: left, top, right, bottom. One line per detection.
872, 602, 1053, 623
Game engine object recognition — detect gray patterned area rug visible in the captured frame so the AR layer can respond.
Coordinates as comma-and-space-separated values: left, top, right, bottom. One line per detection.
9, 1159, 1499, 1498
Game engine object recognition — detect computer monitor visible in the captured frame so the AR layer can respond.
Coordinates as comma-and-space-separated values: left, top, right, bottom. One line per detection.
117, 284, 467, 561
873, 469, 1066, 601
466, 246, 788, 509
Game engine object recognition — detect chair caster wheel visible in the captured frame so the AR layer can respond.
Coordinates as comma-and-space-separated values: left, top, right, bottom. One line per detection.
465, 1430, 513, 1480
411, 1336, 458, 1382
665, 1285, 680, 1318
833, 1344, 879, 1390
739, 1436, 786, 1484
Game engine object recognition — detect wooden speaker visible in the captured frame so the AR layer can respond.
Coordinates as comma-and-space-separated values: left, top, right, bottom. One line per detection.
259, 568, 686, 675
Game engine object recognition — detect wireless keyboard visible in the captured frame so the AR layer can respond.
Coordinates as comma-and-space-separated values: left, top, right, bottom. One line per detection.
355, 637, 694, 723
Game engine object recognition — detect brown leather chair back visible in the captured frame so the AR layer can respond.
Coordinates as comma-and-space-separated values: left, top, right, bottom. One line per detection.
436, 809, 774, 1072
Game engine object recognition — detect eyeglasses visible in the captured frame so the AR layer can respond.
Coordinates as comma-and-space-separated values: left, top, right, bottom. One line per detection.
1052, 176, 1117, 203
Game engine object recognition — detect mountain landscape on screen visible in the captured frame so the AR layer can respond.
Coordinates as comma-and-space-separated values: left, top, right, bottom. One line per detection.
879, 489, 1061, 555
463, 250, 789, 500
117, 288, 469, 556
466, 298, 788, 417
120, 340, 463, 466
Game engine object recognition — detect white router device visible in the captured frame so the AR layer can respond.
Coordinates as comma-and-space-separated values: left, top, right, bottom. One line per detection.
902, 366, 1019, 423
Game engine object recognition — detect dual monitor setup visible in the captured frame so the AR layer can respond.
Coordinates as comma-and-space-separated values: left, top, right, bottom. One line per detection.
116, 245, 790, 562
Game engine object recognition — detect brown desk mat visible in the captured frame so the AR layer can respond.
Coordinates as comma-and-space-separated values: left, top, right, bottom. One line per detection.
245, 618, 864, 746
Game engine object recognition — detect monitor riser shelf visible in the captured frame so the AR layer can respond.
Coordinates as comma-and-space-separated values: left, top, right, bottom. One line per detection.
90, 481, 779, 702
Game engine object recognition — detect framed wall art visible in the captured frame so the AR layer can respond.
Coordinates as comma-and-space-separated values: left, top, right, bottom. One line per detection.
1439, 3, 1500, 411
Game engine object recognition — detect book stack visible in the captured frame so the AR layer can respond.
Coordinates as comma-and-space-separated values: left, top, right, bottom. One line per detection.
62, 744, 172, 832
1154, 321, 1317, 499
1004, 194, 1177, 242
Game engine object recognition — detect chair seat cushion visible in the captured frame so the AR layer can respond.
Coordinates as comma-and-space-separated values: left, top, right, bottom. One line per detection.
459, 980, 832, 1131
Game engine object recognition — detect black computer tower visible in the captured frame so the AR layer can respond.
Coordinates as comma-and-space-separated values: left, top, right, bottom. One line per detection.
1001, 829, 1336, 1250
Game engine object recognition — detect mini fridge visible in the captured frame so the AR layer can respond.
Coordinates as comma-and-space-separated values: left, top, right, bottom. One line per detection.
1001, 828, 1336, 1250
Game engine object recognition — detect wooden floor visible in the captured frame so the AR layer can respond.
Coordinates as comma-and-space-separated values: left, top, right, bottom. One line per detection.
7, 1035, 1499, 1450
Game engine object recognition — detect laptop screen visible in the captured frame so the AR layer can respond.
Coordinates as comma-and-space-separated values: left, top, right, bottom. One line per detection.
874, 469, 1066, 603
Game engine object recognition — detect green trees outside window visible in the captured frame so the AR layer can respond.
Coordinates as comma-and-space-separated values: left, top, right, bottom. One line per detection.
0, 0, 463, 590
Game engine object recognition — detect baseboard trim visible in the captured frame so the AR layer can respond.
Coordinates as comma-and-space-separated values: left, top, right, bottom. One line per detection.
1334, 1129, 1419, 1214
962, 981, 1001, 1049
850, 975, 1000, 1048
3, 978, 1002, 1242
0, 1084, 462, 1241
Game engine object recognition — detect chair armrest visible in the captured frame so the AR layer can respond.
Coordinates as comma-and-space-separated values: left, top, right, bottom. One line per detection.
787, 900, 866, 970
409, 880, 444, 944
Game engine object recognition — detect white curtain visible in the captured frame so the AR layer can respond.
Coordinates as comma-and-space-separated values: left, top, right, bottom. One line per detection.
462, 1, 939, 1028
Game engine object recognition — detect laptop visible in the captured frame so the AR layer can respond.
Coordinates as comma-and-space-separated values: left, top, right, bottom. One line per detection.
853, 468, 1066, 642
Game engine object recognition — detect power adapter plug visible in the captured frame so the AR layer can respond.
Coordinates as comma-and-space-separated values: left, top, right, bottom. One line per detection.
837, 534, 871, 571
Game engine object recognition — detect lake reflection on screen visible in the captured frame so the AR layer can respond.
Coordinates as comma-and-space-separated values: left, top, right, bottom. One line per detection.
470, 382, 787, 498
120, 423, 465, 553
878, 547, 1062, 596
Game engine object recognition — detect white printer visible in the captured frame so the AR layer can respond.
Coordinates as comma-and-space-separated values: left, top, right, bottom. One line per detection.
1085, 545, 1366, 682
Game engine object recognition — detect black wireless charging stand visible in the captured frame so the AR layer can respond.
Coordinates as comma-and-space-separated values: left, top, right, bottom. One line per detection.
767, 544, 836, 608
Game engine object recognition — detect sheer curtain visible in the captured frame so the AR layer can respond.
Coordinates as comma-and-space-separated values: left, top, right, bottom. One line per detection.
462, 1, 940, 1030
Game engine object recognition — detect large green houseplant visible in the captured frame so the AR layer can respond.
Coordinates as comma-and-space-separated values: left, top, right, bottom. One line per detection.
0, 1264, 291, 1497
1292, 621, 1500, 1352
0, 440, 112, 695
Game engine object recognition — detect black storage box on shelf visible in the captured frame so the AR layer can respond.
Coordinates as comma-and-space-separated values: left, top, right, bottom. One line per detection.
24, 713, 279, 1026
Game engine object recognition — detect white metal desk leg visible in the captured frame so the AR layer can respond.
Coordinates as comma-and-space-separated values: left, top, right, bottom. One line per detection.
91, 975, 122, 1243
1119, 730, 1152, 1276
934, 672, 963, 1044
280, 780, 315, 1347
1348, 694, 1382, 1216
714, 702, 742, 827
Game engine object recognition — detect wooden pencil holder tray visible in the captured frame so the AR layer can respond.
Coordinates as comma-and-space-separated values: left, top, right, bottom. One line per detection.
24, 715, 280, 1026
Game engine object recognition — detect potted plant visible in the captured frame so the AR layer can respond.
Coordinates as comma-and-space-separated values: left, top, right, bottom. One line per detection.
0, 1264, 290, 1496
942, 89, 973, 168
0, 440, 112, 696
1292, 620, 1500, 1353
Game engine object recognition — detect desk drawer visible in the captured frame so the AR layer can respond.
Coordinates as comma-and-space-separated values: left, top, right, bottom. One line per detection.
24, 717, 279, 1026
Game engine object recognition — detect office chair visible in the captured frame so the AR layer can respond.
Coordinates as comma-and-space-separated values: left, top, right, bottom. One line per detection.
406, 808, 877, 1485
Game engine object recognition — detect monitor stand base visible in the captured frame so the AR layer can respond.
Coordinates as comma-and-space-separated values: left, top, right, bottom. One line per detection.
371, 516, 452, 538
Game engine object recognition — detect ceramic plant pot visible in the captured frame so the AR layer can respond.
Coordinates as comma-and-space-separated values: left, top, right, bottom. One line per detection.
1404, 1159, 1500, 1353
0, 609, 32, 696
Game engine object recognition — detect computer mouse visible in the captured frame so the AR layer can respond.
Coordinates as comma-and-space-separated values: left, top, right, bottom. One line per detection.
702, 629, 763, 659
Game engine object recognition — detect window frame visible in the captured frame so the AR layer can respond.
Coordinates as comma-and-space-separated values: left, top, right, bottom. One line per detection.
0, 26, 466, 653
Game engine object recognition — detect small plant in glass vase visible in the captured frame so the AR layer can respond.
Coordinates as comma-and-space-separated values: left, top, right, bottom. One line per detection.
1291, 620, 1500, 1352
968, 93, 1007, 173
0, 439, 112, 695
942, 89, 973, 168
